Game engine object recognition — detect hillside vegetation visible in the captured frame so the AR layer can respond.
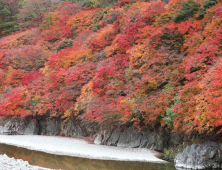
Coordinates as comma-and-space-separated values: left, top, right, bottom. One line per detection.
0, 0, 222, 134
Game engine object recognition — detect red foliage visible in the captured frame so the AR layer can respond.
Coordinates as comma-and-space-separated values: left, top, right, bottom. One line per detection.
215, 6, 222, 17
6, 69, 25, 88
1, 0, 222, 133
22, 71, 42, 86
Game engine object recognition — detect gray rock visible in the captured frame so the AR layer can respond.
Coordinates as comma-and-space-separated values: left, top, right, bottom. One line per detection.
140, 128, 169, 151
140, 131, 157, 149
0, 125, 7, 134
107, 129, 121, 146
46, 120, 61, 135
0, 118, 39, 135
169, 132, 184, 149
18, 119, 39, 135
101, 130, 112, 145
0, 118, 4, 125
153, 132, 165, 151
117, 127, 142, 148
40, 119, 61, 136
175, 141, 222, 169
60, 120, 84, 137
94, 134, 103, 145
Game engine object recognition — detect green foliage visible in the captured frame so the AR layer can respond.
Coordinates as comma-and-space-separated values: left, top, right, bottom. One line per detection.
174, 0, 217, 22
0, 0, 19, 36
163, 84, 174, 93
198, 0, 217, 19
18, 0, 27, 8
203, 0, 217, 8
83, 0, 118, 7
124, 4, 133, 11
163, 148, 177, 161
174, 0, 200, 23
40, 13, 56, 30
162, 95, 180, 129
57, 38, 74, 52
1, 0, 222, 133
18, 0, 62, 29
156, 13, 172, 26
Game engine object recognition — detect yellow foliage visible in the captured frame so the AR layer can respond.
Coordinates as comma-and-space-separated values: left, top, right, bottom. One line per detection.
67, 9, 100, 35
183, 32, 204, 54
97, 24, 114, 40
62, 106, 74, 119
74, 82, 93, 115
127, 45, 149, 69
104, 34, 121, 57
203, 2, 222, 37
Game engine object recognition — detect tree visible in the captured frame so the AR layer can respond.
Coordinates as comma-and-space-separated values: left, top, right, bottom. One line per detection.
18, 0, 62, 29
0, 0, 19, 37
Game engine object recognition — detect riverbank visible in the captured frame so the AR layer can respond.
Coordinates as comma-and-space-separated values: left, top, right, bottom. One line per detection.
0, 135, 166, 163
0, 154, 50, 170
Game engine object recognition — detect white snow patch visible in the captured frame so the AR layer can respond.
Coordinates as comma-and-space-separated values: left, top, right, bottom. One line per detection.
0, 135, 166, 163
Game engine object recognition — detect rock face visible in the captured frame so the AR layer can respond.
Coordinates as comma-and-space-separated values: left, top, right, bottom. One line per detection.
139, 127, 170, 151
169, 132, 184, 149
94, 134, 103, 145
107, 128, 121, 146
0, 118, 39, 135
117, 127, 142, 148
0, 125, 7, 134
40, 119, 60, 135
175, 141, 222, 170
0, 117, 189, 152
101, 130, 112, 145
95, 126, 171, 151
18, 119, 39, 135
60, 121, 84, 137
0, 118, 85, 137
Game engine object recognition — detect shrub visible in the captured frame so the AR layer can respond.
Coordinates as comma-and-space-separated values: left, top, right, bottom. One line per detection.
163, 148, 177, 161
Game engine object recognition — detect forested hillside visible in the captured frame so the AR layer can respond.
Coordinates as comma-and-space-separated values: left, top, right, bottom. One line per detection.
0, 0, 222, 134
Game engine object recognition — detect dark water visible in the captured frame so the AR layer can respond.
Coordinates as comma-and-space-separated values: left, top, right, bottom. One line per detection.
0, 143, 176, 170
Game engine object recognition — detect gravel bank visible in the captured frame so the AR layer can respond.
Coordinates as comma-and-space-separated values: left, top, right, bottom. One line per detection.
0, 154, 51, 170
0, 135, 166, 163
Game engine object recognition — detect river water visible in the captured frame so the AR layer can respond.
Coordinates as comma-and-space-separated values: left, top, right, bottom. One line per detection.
0, 143, 176, 170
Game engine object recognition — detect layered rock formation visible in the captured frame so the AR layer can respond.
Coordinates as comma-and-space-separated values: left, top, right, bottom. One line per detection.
175, 141, 222, 169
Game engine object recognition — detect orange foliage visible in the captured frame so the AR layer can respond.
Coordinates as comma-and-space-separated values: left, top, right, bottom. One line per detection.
1, 0, 222, 134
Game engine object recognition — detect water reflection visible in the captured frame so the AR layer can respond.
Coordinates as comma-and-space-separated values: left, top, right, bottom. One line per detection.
0, 143, 176, 170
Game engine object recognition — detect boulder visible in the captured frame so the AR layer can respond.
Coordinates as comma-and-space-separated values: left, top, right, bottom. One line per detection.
117, 127, 142, 148
175, 141, 222, 169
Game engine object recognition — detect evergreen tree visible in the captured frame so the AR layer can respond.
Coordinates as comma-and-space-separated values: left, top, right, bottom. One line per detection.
0, 0, 19, 37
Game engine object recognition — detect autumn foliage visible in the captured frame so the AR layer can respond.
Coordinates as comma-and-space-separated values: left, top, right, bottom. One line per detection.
1, 0, 222, 134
